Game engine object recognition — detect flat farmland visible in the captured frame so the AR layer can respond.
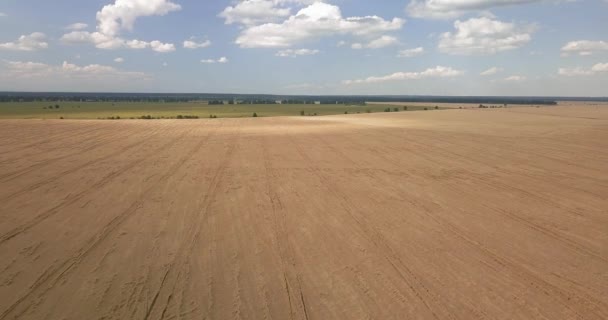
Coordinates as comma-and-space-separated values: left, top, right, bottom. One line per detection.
0, 106, 607, 319
0, 101, 437, 119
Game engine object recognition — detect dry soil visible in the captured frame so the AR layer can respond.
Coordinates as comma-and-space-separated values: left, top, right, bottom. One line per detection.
0, 106, 607, 319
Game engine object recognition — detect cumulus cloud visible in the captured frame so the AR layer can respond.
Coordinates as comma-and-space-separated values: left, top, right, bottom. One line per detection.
61, 0, 179, 53
235, 2, 405, 48
593, 62, 608, 72
149, 41, 175, 53
438, 17, 533, 55
201, 57, 229, 64
66, 23, 89, 30
558, 67, 594, 76
558, 62, 608, 76
219, 0, 319, 25
343, 66, 464, 85
406, 0, 543, 19
3, 60, 147, 80
183, 39, 211, 49
62, 31, 118, 48
61, 31, 175, 52
352, 35, 399, 49
219, 0, 291, 25
0, 32, 48, 51
480, 66, 503, 76
504, 75, 526, 81
97, 0, 181, 36
398, 47, 425, 57
114, 57, 124, 63
276, 48, 319, 57
561, 40, 608, 56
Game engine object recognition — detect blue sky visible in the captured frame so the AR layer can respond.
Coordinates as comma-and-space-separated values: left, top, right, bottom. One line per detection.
0, 0, 607, 96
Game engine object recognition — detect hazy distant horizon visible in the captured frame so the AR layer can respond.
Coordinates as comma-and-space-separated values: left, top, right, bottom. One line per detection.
0, 91, 608, 99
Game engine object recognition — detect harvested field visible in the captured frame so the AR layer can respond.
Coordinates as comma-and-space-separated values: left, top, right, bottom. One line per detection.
0, 106, 607, 319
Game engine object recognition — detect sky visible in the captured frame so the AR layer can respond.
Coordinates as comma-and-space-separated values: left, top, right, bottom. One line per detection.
0, 0, 607, 96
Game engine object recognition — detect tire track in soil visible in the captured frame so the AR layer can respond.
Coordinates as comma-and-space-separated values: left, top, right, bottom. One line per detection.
0, 124, 182, 245
286, 128, 449, 320
312, 126, 608, 317
0, 124, 109, 155
0, 123, 133, 178
0, 124, 126, 166
142, 127, 228, 319
261, 129, 310, 320
405, 196, 608, 319
0, 124, 221, 320
339, 126, 608, 262
0, 123, 171, 203
142, 124, 241, 320
0, 122, 157, 183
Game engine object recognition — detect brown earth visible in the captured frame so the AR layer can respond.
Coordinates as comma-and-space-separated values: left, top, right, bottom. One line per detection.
0, 106, 607, 319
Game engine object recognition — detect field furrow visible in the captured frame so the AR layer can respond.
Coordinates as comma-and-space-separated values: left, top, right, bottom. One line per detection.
0, 106, 606, 319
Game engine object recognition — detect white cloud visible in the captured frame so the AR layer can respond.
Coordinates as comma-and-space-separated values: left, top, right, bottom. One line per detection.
201, 57, 229, 64
0, 32, 48, 51
406, 0, 543, 19
150, 41, 175, 53
62, 31, 117, 48
61, 0, 179, 53
3, 60, 147, 80
480, 66, 503, 76
438, 17, 533, 55
97, 0, 181, 36
61, 31, 175, 52
352, 35, 399, 49
184, 39, 211, 49
219, 0, 291, 26
343, 66, 464, 85
66, 23, 89, 31
0, 12, 6, 17
235, 2, 405, 48
276, 48, 319, 57
218, 0, 319, 25
558, 67, 594, 76
1, 60, 152, 91
114, 57, 124, 63
592, 62, 608, 72
398, 47, 424, 57
561, 40, 608, 56
504, 75, 526, 81
558, 62, 608, 76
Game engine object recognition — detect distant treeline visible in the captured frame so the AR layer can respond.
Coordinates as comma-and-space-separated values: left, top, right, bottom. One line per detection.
208, 99, 366, 105
2, 92, 605, 105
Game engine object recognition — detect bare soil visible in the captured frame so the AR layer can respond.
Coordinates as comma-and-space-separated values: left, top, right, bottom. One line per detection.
0, 106, 607, 319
